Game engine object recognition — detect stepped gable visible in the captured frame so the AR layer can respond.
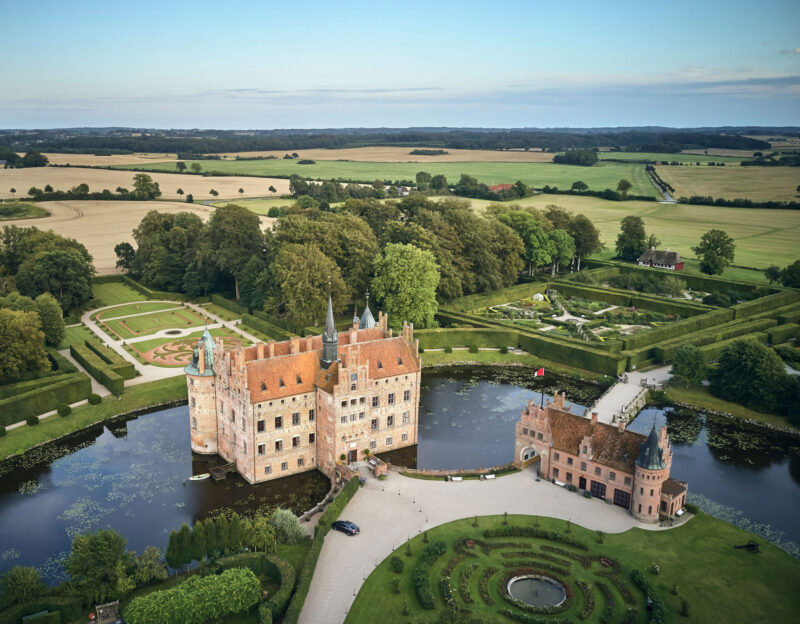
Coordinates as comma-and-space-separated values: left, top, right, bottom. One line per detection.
661, 477, 687, 496
247, 350, 320, 402
546, 407, 646, 473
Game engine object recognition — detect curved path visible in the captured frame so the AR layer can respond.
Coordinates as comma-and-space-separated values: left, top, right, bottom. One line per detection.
299, 467, 689, 624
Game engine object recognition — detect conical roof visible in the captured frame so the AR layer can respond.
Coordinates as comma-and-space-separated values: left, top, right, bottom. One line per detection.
360, 292, 376, 329
636, 425, 666, 470
184, 328, 215, 376
323, 294, 337, 341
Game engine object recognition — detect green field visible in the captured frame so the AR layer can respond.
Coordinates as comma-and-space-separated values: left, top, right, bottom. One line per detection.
94, 301, 179, 321
210, 197, 292, 215
656, 164, 800, 203
101, 307, 208, 339
467, 194, 800, 270
347, 514, 800, 624
92, 281, 149, 306
0, 201, 49, 220
598, 152, 745, 164
114, 160, 658, 197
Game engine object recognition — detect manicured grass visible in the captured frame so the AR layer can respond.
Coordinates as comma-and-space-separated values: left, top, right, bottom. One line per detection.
128, 327, 251, 367
210, 197, 293, 215
467, 193, 800, 269
58, 324, 98, 349
0, 201, 49, 220
0, 376, 187, 458
201, 302, 243, 321
347, 514, 800, 624
664, 384, 799, 431
598, 151, 745, 164
94, 301, 179, 321
102, 307, 208, 339
656, 164, 800, 203
92, 281, 149, 306
113, 160, 659, 198
276, 538, 313, 575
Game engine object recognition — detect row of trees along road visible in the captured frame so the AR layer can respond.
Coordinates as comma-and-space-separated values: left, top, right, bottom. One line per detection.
118, 197, 603, 329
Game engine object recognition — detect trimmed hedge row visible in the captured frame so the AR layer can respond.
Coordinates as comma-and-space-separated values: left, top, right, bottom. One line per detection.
0, 372, 77, 400
0, 373, 91, 425
121, 275, 187, 301
621, 308, 735, 351
242, 313, 293, 342
778, 309, 800, 325
85, 339, 136, 379
24, 613, 60, 624
731, 290, 800, 319
766, 323, 800, 345
518, 333, 626, 376
553, 280, 709, 317
699, 332, 768, 361
443, 281, 550, 313
70, 344, 125, 394
211, 294, 300, 335
0, 597, 82, 624
415, 328, 518, 349
283, 477, 360, 624
653, 318, 778, 363
216, 552, 296, 619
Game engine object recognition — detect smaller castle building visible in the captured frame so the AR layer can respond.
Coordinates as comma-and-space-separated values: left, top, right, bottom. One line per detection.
515, 394, 687, 522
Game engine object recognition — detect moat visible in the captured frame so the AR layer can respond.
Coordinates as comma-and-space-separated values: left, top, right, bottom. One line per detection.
1, 366, 798, 582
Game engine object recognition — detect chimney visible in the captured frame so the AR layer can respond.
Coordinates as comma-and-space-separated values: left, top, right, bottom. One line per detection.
257, 342, 266, 359
290, 337, 300, 354
268, 341, 275, 357
618, 419, 626, 432
591, 411, 598, 424
305, 336, 313, 351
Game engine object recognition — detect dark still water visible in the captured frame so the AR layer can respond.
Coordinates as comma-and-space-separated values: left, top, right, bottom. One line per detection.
628, 407, 800, 555
0, 406, 329, 583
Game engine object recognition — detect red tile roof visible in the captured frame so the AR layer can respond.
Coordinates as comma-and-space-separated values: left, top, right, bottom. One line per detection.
489, 183, 514, 192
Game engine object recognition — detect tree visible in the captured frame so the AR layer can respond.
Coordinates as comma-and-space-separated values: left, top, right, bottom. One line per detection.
615, 215, 647, 261
206, 204, 263, 300
415, 171, 432, 190
268, 185, 277, 193
371, 243, 439, 329
646, 233, 661, 250
21, 151, 48, 167
710, 339, 788, 414
271, 508, 305, 545
498, 211, 553, 276
191, 520, 207, 563
209, 189, 219, 198
780, 260, 800, 288
765, 265, 782, 285
662, 276, 686, 298
9, 188, 16, 199
568, 213, 603, 271
0, 308, 49, 378
165, 529, 180, 571
229, 512, 244, 550
215, 515, 231, 554
544, 205, 571, 230
16, 248, 94, 312
134, 546, 167, 585
571, 180, 588, 191
670, 345, 707, 385
176, 161, 187, 173
177, 188, 184, 199
44, 184, 53, 193
0, 566, 45, 606
616, 179, 633, 196
176, 523, 192, 568
238, 187, 244, 197
430, 174, 448, 190
692, 229, 735, 275
114, 241, 135, 271
35, 292, 65, 347
64, 529, 133, 605
238, 256, 268, 309
548, 229, 575, 275
190, 163, 202, 173
132, 174, 161, 200
186, 193, 193, 203
247, 514, 276, 554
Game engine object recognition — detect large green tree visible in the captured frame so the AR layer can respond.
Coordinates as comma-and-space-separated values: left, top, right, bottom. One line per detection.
238, 256, 268, 309
498, 211, 553, 276
568, 213, 603, 270
615, 215, 647, 261
64, 529, 134, 605
670, 345, 707, 385
190, 521, 207, 563
779, 260, 800, 288
371, 243, 439, 329
16, 249, 93, 312
0, 566, 45, 607
207, 204, 264, 300
692, 229, 735, 275
270, 508, 305, 546
134, 546, 168, 585
132, 174, 162, 200
548, 229, 576, 275
0, 308, 49, 378
35, 292, 65, 347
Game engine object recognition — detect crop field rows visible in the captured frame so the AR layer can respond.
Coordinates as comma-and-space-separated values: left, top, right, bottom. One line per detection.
655, 164, 800, 202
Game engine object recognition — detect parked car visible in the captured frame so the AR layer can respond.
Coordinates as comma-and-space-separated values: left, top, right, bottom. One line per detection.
332, 520, 360, 535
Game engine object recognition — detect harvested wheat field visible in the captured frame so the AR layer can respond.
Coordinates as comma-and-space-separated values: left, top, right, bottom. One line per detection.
681, 148, 756, 158
0, 166, 289, 200
208, 146, 555, 163
655, 164, 800, 202
40, 153, 178, 166
0, 201, 275, 275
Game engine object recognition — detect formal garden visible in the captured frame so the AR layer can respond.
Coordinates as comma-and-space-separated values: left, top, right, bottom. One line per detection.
125, 327, 251, 367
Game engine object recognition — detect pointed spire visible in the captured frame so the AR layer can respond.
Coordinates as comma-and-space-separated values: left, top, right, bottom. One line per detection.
321, 291, 338, 369
324, 293, 336, 339
360, 289, 376, 329
353, 301, 359, 326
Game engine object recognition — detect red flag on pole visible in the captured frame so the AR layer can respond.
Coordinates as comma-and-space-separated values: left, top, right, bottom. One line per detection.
534, 368, 544, 377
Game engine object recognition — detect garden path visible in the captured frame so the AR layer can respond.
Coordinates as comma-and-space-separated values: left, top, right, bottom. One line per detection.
591, 366, 672, 424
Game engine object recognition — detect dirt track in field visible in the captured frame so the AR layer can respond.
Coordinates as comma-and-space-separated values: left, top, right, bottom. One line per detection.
0, 201, 275, 275
0, 166, 289, 200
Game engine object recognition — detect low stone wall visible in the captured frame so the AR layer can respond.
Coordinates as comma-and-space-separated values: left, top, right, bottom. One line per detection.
619, 387, 648, 422
388, 461, 517, 478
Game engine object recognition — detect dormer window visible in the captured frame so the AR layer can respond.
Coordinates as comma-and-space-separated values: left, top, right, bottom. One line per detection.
397, 357, 403, 365
296, 374, 302, 384
377, 360, 383, 369
279, 377, 285, 387
261, 381, 267, 391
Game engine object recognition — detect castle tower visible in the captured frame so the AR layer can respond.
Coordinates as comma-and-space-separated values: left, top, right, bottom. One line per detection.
321, 293, 338, 369
359, 291, 376, 329
184, 328, 218, 454
631, 424, 669, 522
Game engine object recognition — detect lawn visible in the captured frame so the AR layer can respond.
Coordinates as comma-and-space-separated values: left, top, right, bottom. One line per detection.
0, 201, 49, 220
101, 307, 208, 339
94, 301, 180, 321
598, 152, 746, 164
114, 160, 659, 198
655, 164, 800, 203
0, 376, 187, 458
93, 281, 149, 306
58, 324, 98, 349
468, 193, 800, 270
129, 327, 251, 367
200, 302, 245, 321
346, 514, 800, 624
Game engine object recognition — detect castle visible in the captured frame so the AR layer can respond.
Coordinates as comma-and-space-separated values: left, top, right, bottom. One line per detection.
184, 296, 422, 483
515, 394, 688, 522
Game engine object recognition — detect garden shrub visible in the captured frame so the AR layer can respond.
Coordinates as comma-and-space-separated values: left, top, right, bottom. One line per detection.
0, 425, 5, 437
0, 597, 82, 624
258, 603, 272, 624
390, 555, 404, 573
69, 344, 124, 394
444, 345, 453, 353
271, 508, 305, 545
500, 345, 509, 354
26, 416, 39, 426
56, 403, 71, 417
684, 503, 700, 514
411, 541, 447, 609
88, 393, 101, 405
0, 374, 90, 426
469, 344, 479, 353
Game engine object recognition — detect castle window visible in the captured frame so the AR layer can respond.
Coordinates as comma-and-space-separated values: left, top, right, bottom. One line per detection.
624, 476, 631, 486
298, 458, 305, 467
275, 416, 283, 429
350, 414, 357, 422
341, 416, 347, 424
293, 436, 300, 448
640, 487, 644, 495
351, 384, 356, 391
386, 436, 393, 445
242, 440, 247, 454
292, 412, 300, 426
360, 397, 365, 404
402, 412, 409, 424
370, 440, 376, 449
372, 396, 379, 407
609, 472, 616, 481
265, 465, 271, 475
377, 360, 383, 369
241, 419, 246, 432
567, 457, 573, 465
388, 393, 395, 405
281, 462, 288, 471
638, 504, 642, 513
582, 446, 588, 454
566, 472, 572, 482
404, 389, 410, 401
387, 415, 394, 426
279, 377, 285, 387
275, 440, 283, 452
258, 444, 265, 456
309, 409, 315, 421
537, 433, 543, 440
192, 417, 197, 430
648, 505, 652, 515
371, 418, 378, 431
595, 467, 601, 476
359, 411, 365, 420
554, 452, 560, 461
581, 462, 587, 471
258, 420, 265, 432
341, 401, 347, 408
350, 398, 357, 406
650, 489, 654, 496
553, 468, 559, 478
351, 373, 357, 381
296, 374, 302, 384
341, 436, 346, 443
401, 432, 408, 441
261, 381, 267, 391
309, 432, 315, 444
191, 397, 196, 408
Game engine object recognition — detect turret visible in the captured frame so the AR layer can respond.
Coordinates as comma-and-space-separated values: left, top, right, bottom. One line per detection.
184, 329, 218, 454
631, 424, 669, 522
321, 294, 338, 369
359, 291, 376, 329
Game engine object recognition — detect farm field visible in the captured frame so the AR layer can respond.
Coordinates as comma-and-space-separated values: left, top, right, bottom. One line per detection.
681, 148, 756, 158
0, 201, 272, 275
0, 201, 49, 220
101, 307, 208, 339
93, 280, 150, 306
468, 194, 800, 269
655, 164, 800, 202
0, 166, 289, 200
94, 301, 179, 321
40, 152, 178, 166
598, 151, 745, 164
113, 160, 659, 197
128, 326, 249, 367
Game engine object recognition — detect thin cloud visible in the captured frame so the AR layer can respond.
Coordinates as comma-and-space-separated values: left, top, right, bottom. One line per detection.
780, 48, 800, 55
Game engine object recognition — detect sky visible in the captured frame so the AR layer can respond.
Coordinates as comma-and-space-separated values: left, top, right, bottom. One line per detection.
2, 0, 799, 129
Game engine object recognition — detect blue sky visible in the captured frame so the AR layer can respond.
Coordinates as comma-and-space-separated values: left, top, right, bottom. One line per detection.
2, 0, 799, 128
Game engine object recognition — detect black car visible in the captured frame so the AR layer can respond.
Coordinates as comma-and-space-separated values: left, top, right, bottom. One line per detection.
332, 520, 360, 535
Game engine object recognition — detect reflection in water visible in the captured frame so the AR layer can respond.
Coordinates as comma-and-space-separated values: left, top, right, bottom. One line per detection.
629, 407, 800, 556
0, 406, 329, 583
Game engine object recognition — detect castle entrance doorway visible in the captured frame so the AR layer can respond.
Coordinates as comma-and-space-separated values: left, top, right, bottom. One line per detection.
578, 476, 587, 490
348, 450, 357, 463
590, 480, 607, 500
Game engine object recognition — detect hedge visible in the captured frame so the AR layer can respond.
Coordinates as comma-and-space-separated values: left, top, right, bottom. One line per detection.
731, 290, 800, 320
283, 478, 360, 624
766, 323, 800, 345
653, 318, 778, 363
699, 332, 768, 361
621, 308, 735, 351
0, 373, 91, 426
121, 275, 187, 301
241, 314, 292, 342
70, 344, 125, 394
443, 281, 549, 313
415, 328, 518, 350
211, 294, 300, 335
84, 339, 136, 379
0, 372, 77, 400
518, 333, 626, 376
123, 567, 261, 624
778, 309, 800, 325
552, 280, 709, 317
0, 597, 81, 624
216, 553, 296, 619
22, 613, 59, 624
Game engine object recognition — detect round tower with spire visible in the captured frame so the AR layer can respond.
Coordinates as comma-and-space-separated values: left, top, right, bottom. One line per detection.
184, 328, 218, 454
631, 423, 671, 522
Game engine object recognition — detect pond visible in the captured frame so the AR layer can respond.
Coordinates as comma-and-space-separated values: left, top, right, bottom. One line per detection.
508, 575, 567, 607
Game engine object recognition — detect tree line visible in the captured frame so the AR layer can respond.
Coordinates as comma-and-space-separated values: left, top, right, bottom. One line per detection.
26, 173, 162, 202
0, 148, 48, 168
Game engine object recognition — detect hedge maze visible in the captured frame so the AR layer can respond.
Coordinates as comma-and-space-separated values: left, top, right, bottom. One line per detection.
430, 262, 800, 375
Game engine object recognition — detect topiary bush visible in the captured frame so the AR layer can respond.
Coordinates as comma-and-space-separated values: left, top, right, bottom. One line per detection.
469, 344, 479, 353
88, 393, 101, 405
57, 403, 71, 417
258, 603, 272, 624
26, 416, 40, 426
444, 345, 453, 354
499, 345, 509, 354
389, 555, 404, 573
271, 508, 305, 545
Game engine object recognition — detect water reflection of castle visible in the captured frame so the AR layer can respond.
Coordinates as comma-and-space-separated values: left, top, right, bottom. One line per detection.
515, 394, 688, 522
